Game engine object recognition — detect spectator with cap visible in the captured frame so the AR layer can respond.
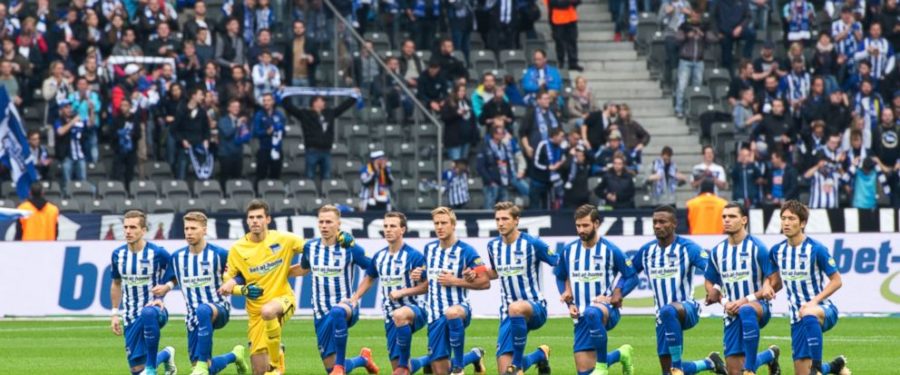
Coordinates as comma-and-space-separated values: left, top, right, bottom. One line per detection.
713, 0, 755, 71
545, 0, 582, 71
595, 152, 636, 209
673, 11, 717, 118
685, 179, 728, 234
647, 146, 688, 206
15, 182, 59, 241
691, 145, 729, 194
360, 150, 394, 211
592, 129, 629, 175
521, 49, 562, 104
477, 125, 518, 208
283, 90, 359, 181
53, 99, 87, 197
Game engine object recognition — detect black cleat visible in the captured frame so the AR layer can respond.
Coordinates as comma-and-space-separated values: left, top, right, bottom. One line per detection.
422, 363, 433, 374
768, 345, 781, 375
827, 355, 848, 374
708, 352, 727, 375
536, 344, 552, 375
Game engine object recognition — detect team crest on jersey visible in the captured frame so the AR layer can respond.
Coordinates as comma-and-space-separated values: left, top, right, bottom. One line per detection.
139, 259, 151, 272
269, 244, 282, 254
200, 261, 211, 274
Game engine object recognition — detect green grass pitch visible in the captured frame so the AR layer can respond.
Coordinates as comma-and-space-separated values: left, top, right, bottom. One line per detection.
1, 316, 895, 374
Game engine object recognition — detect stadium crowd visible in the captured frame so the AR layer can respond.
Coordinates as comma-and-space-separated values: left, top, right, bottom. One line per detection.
0, 0, 897, 219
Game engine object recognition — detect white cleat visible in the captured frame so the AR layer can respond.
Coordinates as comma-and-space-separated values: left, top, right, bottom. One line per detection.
163, 346, 177, 375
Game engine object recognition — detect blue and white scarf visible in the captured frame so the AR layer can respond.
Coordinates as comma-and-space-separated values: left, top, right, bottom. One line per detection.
278, 86, 365, 109
651, 158, 679, 197
117, 120, 134, 154
188, 145, 215, 180
534, 108, 559, 142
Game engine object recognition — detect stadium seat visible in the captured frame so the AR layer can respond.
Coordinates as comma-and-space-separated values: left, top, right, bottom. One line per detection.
648, 33, 666, 78
283, 125, 303, 141
271, 198, 298, 215
146, 199, 176, 214
97, 180, 128, 200
473, 49, 497, 72
129, 180, 159, 200
146, 162, 173, 180
332, 143, 350, 168
363, 106, 386, 125
415, 50, 431, 63
41, 181, 63, 201
382, 124, 404, 144
289, 179, 319, 201
451, 50, 466, 64
686, 86, 713, 120
323, 179, 352, 202
397, 193, 417, 211
116, 198, 144, 213
69, 181, 95, 200
467, 178, 484, 193
499, 50, 527, 74
588, 176, 602, 202
636, 13, 658, 54
85, 199, 115, 214
339, 160, 362, 182
414, 124, 438, 145
281, 160, 304, 180
225, 179, 255, 200
705, 68, 731, 102
345, 124, 370, 152
0, 199, 16, 208
175, 197, 209, 213
416, 193, 438, 210
258, 179, 287, 201
364, 32, 391, 51
415, 160, 437, 181
289, 142, 306, 160
161, 180, 191, 199
194, 180, 223, 199
57, 199, 83, 213
209, 198, 240, 213
297, 197, 326, 213
86, 162, 108, 180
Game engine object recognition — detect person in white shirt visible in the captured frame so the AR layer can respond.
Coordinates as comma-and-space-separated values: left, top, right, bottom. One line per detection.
691, 145, 729, 194
251, 49, 281, 104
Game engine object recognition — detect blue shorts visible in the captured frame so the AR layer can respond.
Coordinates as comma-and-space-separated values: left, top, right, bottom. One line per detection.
655, 300, 701, 356
187, 303, 231, 362
314, 304, 361, 359
790, 304, 839, 361
723, 303, 772, 357
573, 304, 620, 353
496, 301, 548, 356
427, 305, 472, 361
124, 306, 169, 368
385, 305, 428, 360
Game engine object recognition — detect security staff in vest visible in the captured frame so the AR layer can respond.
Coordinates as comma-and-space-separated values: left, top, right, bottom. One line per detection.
15, 182, 59, 241
545, 0, 582, 71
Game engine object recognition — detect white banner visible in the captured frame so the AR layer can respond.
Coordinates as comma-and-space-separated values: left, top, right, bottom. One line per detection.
1, 233, 899, 318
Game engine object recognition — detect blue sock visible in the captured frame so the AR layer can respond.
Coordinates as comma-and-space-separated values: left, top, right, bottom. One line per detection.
410, 355, 430, 373
155, 349, 171, 366
577, 371, 593, 375
209, 353, 236, 374
462, 348, 481, 367
396, 324, 413, 369
802, 315, 824, 369
659, 305, 683, 369
509, 316, 528, 368
522, 348, 546, 371
331, 307, 349, 367
739, 306, 761, 371
448, 318, 465, 369
142, 306, 162, 369
823, 363, 832, 373
756, 348, 775, 366
344, 356, 366, 373
607, 349, 621, 365
196, 304, 214, 362
682, 359, 711, 375
584, 306, 608, 364
132, 371, 143, 375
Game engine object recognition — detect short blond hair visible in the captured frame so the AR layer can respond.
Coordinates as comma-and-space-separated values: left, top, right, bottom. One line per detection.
318, 204, 341, 218
183, 211, 208, 227
493, 201, 521, 219
123, 210, 147, 229
430, 206, 457, 225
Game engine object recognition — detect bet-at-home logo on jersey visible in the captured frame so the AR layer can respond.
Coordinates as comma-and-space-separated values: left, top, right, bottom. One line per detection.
249, 258, 284, 275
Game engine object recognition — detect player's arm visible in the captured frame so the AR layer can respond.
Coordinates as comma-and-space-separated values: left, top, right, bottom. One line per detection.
110, 277, 123, 335
484, 245, 499, 280
218, 249, 241, 296
703, 251, 723, 305
349, 275, 376, 306
444, 250, 490, 290
349, 242, 373, 270
610, 246, 638, 307
152, 259, 178, 297
391, 280, 429, 300
553, 247, 572, 304
534, 236, 560, 267
289, 242, 313, 277
757, 243, 782, 299
808, 245, 843, 306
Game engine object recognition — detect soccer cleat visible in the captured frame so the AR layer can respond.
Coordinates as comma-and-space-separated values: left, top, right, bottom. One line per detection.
619, 344, 634, 375
828, 355, 850, 375
360, 347, 380, 374
741, 370, 755, 375
450, 367, 465, 375
422, 363, 433, 374
503, 364, 520, 374
768, 345, 781, 375
163, 346, 177, 375
278, 344, 287, 374
392, 367, 411, 375
536, 344, 552, 375
263, 371, 281, 375
190, 361, 210, 375
708, 352, 727, 375
232, 345, 250, 375
670, 368, 684, 375
328, 365, 346, 375
591, 365, 609, 375
471, 347, 486, 375
145, 368, 158, 375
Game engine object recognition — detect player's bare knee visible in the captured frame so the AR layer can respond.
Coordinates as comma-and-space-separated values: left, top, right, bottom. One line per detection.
391, 308, 414, 326
508, 301, 531, 317
260, 304, 280, 320
799, 305, 817, 318
446, 306, 465, 319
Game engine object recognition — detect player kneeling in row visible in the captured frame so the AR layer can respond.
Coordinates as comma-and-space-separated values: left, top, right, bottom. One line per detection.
153, 211, 250, 375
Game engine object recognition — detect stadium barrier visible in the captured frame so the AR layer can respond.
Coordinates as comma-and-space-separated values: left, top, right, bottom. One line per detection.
1, 233, 898, 318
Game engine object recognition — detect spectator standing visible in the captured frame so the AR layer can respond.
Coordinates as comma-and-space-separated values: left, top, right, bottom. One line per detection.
251, 93, 287, 181
842, 114, 874, 154
647, 146, 688, 206
545, 0, 582, 71
216, 99, 248, 188
596, 153, 636, 209
752, 98, 795, 156
360, 150, 394, 211
782, 0, 816, 45
15, 182, 58, 241
521, 50, 563, 104
733, 87, 762, 133
562, 145, 592, 208
566, 76, 594, 126
223, 65, 255, 115
804, 153, 844, 208
519, 91, 561, 160
112, 100, 141, 190
691, 145, 729, 194
811, 34, 841, 90
417, 61, 448, 112
287, 20, 317, 89
283, 93, 358, 181
824, 90, 852, 136
528, 128, 566, 209
713, 0, 755, 71
731, 146, 766, 208
872, 114, 900, 206
250, 49, 281, 104
354, 40, 380, 95
581, 102, 618, 151
592, 130, 630, 175
479, 84, 514, 132
447, 0, 474, 65
832, 7, 863, 73
615, 103, 650, 166
373, 57, 412, 123
673, 13, 716, 118
784, 58, 811, 116
659, 0, 693, 86
111, 27, 143, 56
159, 83, 185, 166
433, 39, 468, 81
444, 159, 471, 209
68, 77, 101, 163
854, 22, 895, 81
477, 125, 518, 208
852, 78, 884, 131
472, 72, 498, 120
53, 100, 87, 197
183, 1, 214, 42
843, 157, 892, 209
174, 88, 212, 180
26, 130, 51, 181
685, 179, 728, 234
215, 17, 249, 72
765, 150, 800, 205
406, 0, 441, 52
440, 84, 477, 161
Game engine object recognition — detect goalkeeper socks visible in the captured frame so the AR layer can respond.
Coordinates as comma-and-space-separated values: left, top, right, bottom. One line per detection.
196, 304, 214, 362
659, 305, 683, 368
756, 348, 775, 366
522, 348, 546, 370
410, 355, 430, 374
607, 349, 621, 365
344, 356, 367, 373
509, 316, 528, 368
396, 324, 413, 369
209, 353, 236, 374
141, 306, 162, 370
264, 318, 282, 367
448, 317, 465, 369
584, 306, 609, 365
802, 315, 824, 370
739, 305, 760, 371
331, 307, 349, 367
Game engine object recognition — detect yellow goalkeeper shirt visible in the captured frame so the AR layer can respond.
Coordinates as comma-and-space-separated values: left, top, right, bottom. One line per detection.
225, 230, 305, 313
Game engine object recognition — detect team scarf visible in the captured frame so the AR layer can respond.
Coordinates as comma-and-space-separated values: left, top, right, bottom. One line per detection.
188, 145, 215, 180
488, 139, 513, 186
535, 107, 559, 141
363, 163, 391, 204
278, 86, 365, 109
107, 55, 178, 80
628, 0, 638, 36
117, 120, 135, 154
651, 158, 679, 197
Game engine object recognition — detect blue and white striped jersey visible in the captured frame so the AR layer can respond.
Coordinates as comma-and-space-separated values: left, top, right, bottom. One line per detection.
631, 236, 709, 312
111, 242, 171, 327
487, 232, 559, 321
167, 243, 230, 330
423, 240, 485, 324
705, 235, 776, 324
554, 237, 633, 318
769, 236, 839, 324
301, 239, 372, 320
854, 37, 895, 79
808, 168, 843, 209
365, 243, 427, 323
831, 20, 862, 59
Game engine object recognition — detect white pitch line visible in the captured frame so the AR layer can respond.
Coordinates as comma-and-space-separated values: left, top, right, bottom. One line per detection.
762, 335, 895, 343
0, 325, 104, 333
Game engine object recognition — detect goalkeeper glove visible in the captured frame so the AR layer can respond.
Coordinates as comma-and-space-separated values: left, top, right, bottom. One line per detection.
337, 231, 356, 248
239, 283, 264, 299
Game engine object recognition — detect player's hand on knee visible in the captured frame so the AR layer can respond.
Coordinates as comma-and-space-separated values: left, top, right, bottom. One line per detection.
724, 301, 740, 315
593, 294, 611, 305
146, 299, 165, 309
760, 284, 776, 300
388, 290, 404, 301
151, 284, 171, 297
560, 289, 573, 304
242, 283, 264, 299
706, 289, 722, 306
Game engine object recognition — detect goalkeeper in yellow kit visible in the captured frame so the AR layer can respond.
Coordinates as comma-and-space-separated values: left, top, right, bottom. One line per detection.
218, 199, 305, 375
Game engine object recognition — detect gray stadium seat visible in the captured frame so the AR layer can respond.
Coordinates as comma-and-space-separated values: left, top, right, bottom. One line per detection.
339, 160, 362, 182
0, 198, 16, 208
225, 179, 255, 200
332, 144, 350, 168
41, 181, 63, 201
194, 180, 223, 199
146, 162, 173, 180
473, 49, 497, 72
289, 179, 319, 201
129, 180, 159, 199
116, 198, 144, 213
85, 199, 115, 214
97, 180, 128, 200
414, 124, 438, 145
175, 197, 209, 213
161, 180, 191, 199
86, 162, 108, 180
499, 50, 527, 74
69, 181, 95, 200
146, 199, 177, 214
363, 107, 386, 125
289, 142, 306, 160
258, 179, 287, 201
57, 199, 82, 213
364, 32, 391, 51
323, 179, 351, 202
209, 198, 240, 213
271, 198, 298, 215
346, 124, 370, 153
383, 124, 404, 144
